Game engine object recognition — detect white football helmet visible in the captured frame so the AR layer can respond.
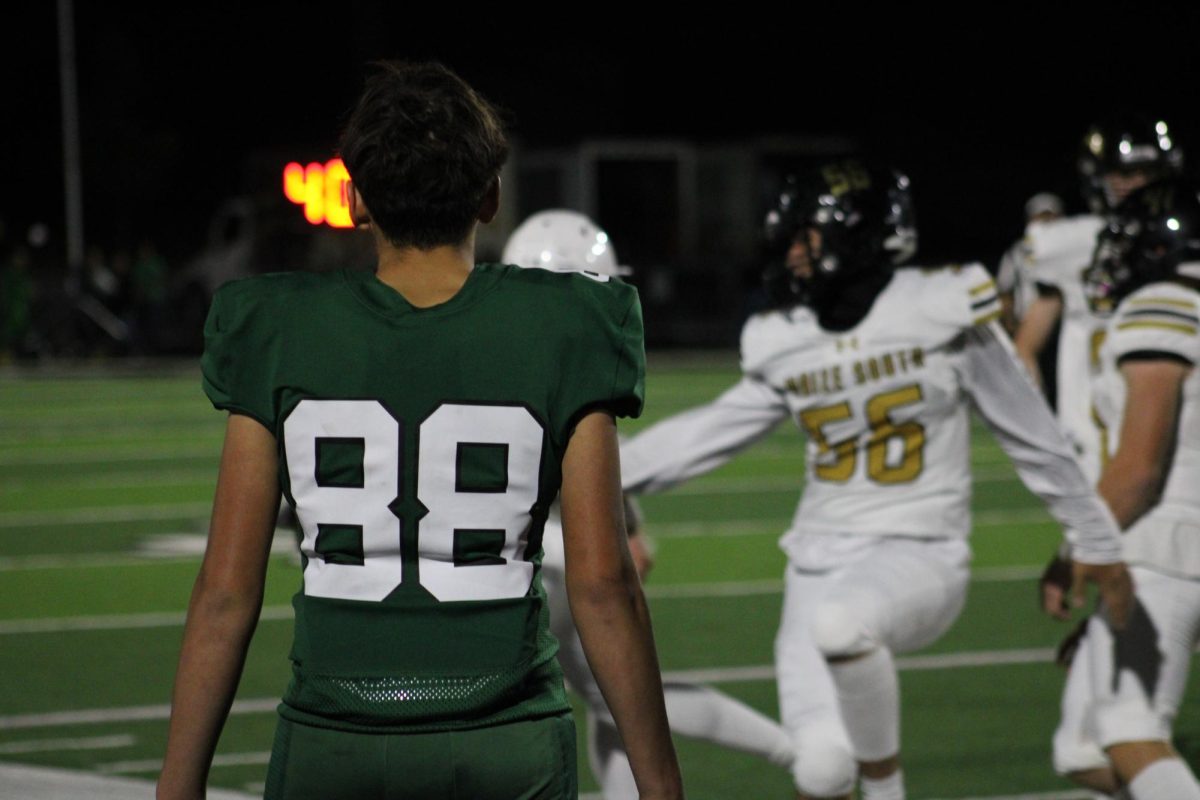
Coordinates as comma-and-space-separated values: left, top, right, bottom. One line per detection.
502, 210, 630, 277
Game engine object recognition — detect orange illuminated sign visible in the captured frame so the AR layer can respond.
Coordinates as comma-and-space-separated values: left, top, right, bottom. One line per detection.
283, 158, 353, 228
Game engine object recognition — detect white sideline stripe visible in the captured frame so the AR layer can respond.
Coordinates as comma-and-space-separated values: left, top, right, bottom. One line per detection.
0, 648, 1055, 732
0, 734, 135, 755
0, 445, 217, 466
0, 503, 211, 528
0, 762, 257, 799
0, 698, 280, 731
0, 531, 296, 571
0, 554, 195, 572
0, 566, 1046, 635
98, 751, 272, 775
1, 469, 214, 493
0, 605, 295, 635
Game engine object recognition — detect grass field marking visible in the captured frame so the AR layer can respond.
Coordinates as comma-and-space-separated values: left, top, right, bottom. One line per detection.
0, 567, 1048, 631
0, 605, 295, 635
0, 554, 196, 572
98, 750, 272, 775
0, 647, 1066, 734
0, 762, 259, 800
0, 734, 136, 755
0, 503, 212, 529
0, 445, 218, 466
1, 468, 215, 493
0, 698, 281, 732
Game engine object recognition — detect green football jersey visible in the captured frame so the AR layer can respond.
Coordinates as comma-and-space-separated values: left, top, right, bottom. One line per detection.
201, 264, 645, 733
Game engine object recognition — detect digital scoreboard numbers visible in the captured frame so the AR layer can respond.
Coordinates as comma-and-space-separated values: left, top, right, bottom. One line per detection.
283, 159, 353, 228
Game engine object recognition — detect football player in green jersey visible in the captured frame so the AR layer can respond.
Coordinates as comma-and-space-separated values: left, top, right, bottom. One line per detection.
158, 61, 684, 800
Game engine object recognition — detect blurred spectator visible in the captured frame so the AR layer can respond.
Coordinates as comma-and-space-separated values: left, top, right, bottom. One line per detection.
130, 239, 168, 353
996, 192, 1063, 333
0, 245, 35, 361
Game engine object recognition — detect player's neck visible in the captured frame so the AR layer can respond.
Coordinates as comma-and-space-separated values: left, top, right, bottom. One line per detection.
374, 236, 476, 309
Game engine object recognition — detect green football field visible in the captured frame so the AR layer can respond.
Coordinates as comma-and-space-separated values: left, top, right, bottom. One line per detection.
1, 355, 1197, 799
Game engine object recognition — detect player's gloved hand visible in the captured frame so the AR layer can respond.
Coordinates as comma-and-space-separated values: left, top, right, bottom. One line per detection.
1071, 560, 1134, 631
1055, 615, 1089, 668
1039, 552, 1073, 621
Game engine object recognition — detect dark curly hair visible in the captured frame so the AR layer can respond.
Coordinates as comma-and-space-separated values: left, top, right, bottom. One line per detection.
340, 61, 509, 249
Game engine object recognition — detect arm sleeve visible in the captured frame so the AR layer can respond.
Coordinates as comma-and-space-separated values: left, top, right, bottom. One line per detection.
607, 291, 646, 419
961, 321, 1123, 564
620, 375, 789, 495
200, 283, 276, 429
560, 281, 646, 436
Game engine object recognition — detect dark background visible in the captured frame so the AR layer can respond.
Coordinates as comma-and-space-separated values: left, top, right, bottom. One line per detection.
7, 4, 1200, 301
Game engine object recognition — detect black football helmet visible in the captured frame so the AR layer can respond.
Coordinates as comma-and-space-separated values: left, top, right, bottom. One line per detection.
763, 160, 917, 320
1078, 114, 1184, 213
1084, 178, 1200, 314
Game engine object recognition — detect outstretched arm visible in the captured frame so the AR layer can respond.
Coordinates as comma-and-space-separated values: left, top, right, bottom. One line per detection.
158, 414, 280, 800
962, 322, 1132, 627
621, 375, 788, 495
562, 411, 684, 800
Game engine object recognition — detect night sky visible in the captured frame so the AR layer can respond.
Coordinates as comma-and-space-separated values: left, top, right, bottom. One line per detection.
9, 4, 1200, 270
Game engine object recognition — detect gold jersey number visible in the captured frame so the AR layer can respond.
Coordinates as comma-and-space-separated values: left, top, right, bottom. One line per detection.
799, 384, 926, 484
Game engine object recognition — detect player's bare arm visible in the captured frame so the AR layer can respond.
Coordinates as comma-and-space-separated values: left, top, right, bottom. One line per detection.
561, 410, 684, 800
158, 413, 280, 800
1013, 287, 1063, 389
1097, 358, 1189, 527
1061, 358, 1184, 632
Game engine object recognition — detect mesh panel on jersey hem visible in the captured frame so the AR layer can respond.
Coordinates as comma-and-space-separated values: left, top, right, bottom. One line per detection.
279, 658, 569, 734
277, 684, 571, 735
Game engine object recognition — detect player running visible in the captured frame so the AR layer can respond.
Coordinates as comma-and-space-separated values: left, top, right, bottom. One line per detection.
619, 160, 1132, 800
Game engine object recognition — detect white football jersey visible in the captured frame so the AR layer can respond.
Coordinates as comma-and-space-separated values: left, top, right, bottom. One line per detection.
1027, 215, 1108, 480
1093, 282, 1200, 577
621, 264, 1123, 566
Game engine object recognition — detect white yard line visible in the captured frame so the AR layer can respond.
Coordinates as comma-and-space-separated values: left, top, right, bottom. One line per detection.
0, 734, 135, 755
0, 565, 1046, 634
1, 470, 214, 493
0, 503, 211, 529
0, 445, 217, 466
0, 698, 280, 731
0, 606, 295, 635
0, 762, 258, 799
0, 648, 1059, 732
